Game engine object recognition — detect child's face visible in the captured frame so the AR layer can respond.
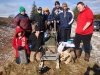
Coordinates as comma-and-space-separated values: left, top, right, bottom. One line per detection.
18, 32, 22, 37
36, 31, 40, 34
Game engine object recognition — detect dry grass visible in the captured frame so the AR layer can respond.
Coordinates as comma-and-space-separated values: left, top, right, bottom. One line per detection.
0, 17, 14, 25
0, 52, 100, 75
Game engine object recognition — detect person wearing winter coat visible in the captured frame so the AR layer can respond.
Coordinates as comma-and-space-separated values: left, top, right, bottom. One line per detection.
14, 6, 32, 38
74, 2, 94, 62
51, 1, 63, 20
55, 3, 74, 42
51, 1, 63, 42
43, 8, 51, 21
43, 8, 52, 31
12, 27, 30, 64
32, 7, 45, 31
29, 26, 44, 62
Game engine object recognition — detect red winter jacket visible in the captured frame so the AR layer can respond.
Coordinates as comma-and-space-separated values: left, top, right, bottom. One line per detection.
76, 6, 94, 35
12, 27, 30, 57
14, 13, 32, 32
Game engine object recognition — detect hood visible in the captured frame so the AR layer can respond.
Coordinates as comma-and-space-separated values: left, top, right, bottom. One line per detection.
15, 27, 25, 37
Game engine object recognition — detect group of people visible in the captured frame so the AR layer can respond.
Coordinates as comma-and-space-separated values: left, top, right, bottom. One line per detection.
12, 1, 94, 64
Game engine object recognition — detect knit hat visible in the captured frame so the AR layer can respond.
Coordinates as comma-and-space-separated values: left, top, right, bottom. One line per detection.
37, 7, 42, 10
20, 6, 25, 12
55, 1, 60, 5
44, 8, 49, 11
62, 3, 68, 7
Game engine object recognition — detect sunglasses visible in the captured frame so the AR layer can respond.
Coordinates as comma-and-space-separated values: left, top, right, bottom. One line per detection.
45, 10, 49, 12
38, 9, 42, 10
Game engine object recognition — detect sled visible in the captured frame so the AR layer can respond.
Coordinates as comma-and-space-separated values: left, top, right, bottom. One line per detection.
39, 20, 60, 69
18, 49, 28, 64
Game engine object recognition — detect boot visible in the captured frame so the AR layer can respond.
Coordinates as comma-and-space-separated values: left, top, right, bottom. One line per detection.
75, 49, 81, 58
84, 53, 90, 62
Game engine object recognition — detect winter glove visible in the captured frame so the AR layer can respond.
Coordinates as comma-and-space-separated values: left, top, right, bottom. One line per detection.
29, 44, 32, 48
57, 20, 59, 23
47, 21, 51, 25
18, 46, 24, 50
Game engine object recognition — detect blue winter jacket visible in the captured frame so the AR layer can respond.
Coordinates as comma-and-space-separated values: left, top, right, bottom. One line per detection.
57, 9, 73, 29
43, 14, 51, 21
51, 7, 63, 20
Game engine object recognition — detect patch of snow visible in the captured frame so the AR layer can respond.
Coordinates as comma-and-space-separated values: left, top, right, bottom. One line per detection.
71, 22, 100, 65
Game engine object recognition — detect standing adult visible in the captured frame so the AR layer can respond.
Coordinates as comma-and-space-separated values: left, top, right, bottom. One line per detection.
14, 6, 32, 38
74, 2, 94, 62
43, 8, 52, 30
51, 1, 63, 42
32, 7, 45, 44
43, 8, 51, 21
32, 7, 45, 32
51, 1, 63, 20
56, 3, 74, 42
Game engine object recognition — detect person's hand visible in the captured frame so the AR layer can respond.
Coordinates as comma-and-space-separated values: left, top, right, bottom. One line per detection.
29, 44, 32, 48
83, 27, 86, 31
47, 21, 51, 25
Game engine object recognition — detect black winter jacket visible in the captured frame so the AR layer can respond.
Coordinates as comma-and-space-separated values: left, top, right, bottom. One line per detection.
28, 32, 44, 52
32, 12, 45, 31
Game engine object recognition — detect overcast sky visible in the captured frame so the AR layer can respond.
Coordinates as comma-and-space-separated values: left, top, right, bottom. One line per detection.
0, 0, 100, 17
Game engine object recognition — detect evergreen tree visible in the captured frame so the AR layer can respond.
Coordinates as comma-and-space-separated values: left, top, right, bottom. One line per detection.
73, 7, 79, 20
30, 1, 37, 20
